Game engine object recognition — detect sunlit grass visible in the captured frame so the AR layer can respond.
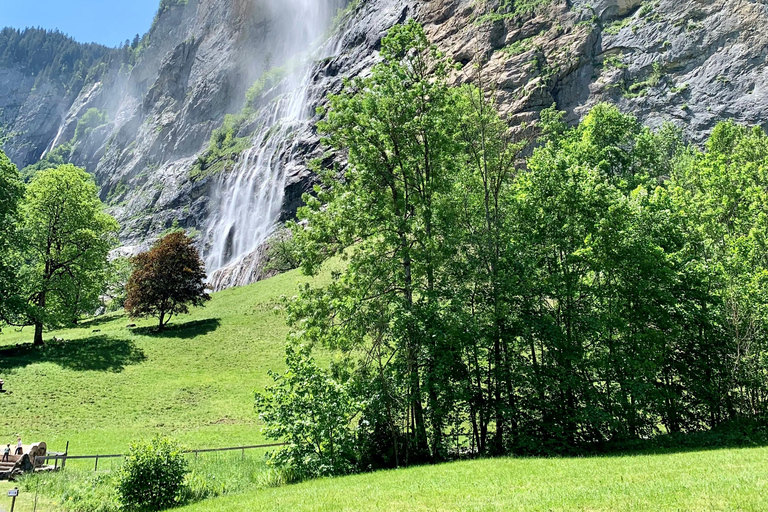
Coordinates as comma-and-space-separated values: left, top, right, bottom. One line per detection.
0, 266, 327, 456
177, 446, 768, 511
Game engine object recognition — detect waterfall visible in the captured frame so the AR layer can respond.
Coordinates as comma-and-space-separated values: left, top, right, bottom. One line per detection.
203, 0, 348, 290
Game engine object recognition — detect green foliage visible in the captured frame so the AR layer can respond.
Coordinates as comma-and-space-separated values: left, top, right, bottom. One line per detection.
624, 61, 664, 98
477, 0, 552, 23
602, 54, 627, 70
244, 67, 288, 111
501, 35, 537, 57
0, 150, 24, 330
191, 62, 299, 183
125, 232, 210, 330
116, 436, 189, 511
326, 0, 361, 38
157, 0, 189, 15
263, 228, 300, 274
604, 16, 632, 35
21, 108, 108, 181
669, 121, 768, 423
17, 164, 119, 345
189, 114, 251, 182
74, 108, 109, 142
20, 142, 74, 182
290, 19, 460, 464
278, 19, 768, 473
0, 27, 117, 92
103, 257, 133, 312
256, 344, 360, 480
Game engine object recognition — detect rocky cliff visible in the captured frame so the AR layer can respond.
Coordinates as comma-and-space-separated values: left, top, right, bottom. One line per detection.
2, 0, 767, 288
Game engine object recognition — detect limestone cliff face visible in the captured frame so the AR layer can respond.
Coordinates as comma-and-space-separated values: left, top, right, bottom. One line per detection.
2, 0, 767, 287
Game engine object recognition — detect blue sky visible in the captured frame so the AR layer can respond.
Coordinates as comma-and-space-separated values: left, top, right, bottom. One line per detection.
1, 0, 160, 47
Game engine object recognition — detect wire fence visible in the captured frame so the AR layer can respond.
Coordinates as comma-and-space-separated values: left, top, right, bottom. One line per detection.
35, 442, 287, 472
34, 433, 480, 473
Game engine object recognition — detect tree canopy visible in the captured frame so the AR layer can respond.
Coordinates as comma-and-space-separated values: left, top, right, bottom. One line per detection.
125, 232, 210, 330
257, 20, 768, 480
0, 150, 24, 328
16, 164, 119, 345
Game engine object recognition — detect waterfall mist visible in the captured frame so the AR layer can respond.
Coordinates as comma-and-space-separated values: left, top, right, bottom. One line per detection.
203, 0, 348, 290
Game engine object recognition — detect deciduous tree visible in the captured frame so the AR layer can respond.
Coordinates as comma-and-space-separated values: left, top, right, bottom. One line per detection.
0, 150, 24, 329
125, 232, 210, 330
19, 164, 118, 345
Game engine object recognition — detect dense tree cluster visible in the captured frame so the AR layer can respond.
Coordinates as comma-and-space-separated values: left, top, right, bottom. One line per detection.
257, 21, 768, 479
0, 27, 117, 92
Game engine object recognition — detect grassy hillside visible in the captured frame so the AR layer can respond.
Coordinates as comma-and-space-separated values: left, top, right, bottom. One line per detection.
1, 446, 767, 511
0, 266, 327, 456
176, 447, 768, 511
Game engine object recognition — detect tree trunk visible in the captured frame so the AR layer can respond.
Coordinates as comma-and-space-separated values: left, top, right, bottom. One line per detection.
33, 322, 44, 346
403, 247, 429, 461
33, 290, 47, 346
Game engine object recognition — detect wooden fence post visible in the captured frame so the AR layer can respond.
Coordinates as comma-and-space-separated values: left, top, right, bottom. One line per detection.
62, 441, 69, 470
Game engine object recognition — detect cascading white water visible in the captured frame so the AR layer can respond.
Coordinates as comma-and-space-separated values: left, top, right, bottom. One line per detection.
203, 0, 348, 290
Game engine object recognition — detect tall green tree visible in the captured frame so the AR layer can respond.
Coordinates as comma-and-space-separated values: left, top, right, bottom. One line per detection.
508, 105, 701, 448
447, 76, 527, 454
289, 19, 461, 462
671, 122, 768, 422
19, 164, 119, 345
0, 150, 24, 329
261, 22, 768, 477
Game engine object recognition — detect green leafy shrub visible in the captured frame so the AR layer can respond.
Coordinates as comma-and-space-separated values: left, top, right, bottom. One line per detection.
256, 344, 360, 481
477, 0, 551, 22
245, 67, 288, 111
21, 108, 107, 182
74, 108, 108, 142
20, 142, 73, 181
116, 437, 189, 511
189, 114, 251, 182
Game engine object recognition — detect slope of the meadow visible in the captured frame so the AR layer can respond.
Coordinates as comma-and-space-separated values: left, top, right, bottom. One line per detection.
176, 446, 768, 512
0, 266, 327, 456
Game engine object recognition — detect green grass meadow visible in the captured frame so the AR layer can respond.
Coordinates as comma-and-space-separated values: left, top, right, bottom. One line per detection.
0, 267, 325, 456
1, 265, 767, 510
177, 447, 768, 511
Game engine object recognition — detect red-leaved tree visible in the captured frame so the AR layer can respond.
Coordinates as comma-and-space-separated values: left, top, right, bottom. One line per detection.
125, 232, 210, 330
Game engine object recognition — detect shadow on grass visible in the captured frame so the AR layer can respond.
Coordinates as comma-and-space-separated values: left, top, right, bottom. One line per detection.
78, 312, 127, 329
589, 422, 768, 458
131, 318, 222, 339
0, 336, 146, 373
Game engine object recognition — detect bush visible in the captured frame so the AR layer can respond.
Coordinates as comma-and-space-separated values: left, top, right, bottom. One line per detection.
116, 437, 189, 511
73, 108, 108, 142
256, 344, 360, 481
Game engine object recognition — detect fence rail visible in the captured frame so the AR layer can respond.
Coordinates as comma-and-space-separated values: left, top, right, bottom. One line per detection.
35, 442, 288, 471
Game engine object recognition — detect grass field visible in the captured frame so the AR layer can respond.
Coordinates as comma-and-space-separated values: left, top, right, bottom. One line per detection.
0, 266, 328, 456
176, 447, 768, 511
1, 445, 767, 511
